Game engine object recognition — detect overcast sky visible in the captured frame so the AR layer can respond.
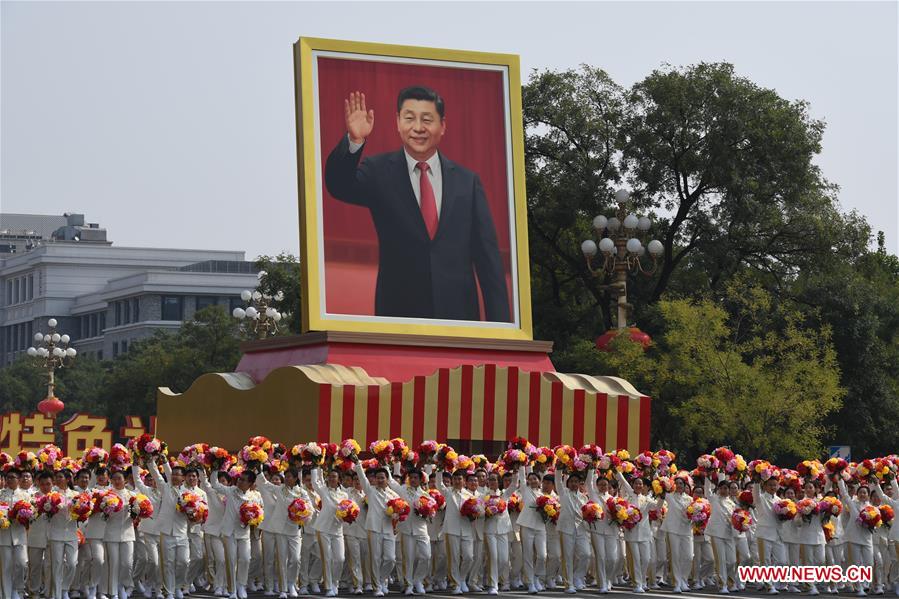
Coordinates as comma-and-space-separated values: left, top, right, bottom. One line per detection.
2, 1, 897, 258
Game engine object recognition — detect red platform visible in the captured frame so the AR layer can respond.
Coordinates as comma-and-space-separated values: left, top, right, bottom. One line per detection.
236, 331, 555, 383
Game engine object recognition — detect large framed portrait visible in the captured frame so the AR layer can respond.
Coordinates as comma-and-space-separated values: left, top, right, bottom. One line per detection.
293, 37, 532, 340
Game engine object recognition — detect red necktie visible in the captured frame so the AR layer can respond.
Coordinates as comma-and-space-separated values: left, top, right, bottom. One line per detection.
417, 161, 439, 239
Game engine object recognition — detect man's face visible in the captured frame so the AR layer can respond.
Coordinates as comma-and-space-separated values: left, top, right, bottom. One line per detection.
38, 477, 53, 494
375, 472, 388, 489
237, 476, 252, 492
76, 472, 89, 488
97, 472, 109, 486
111, 473, 126, 490
20, 473, 32, 489
171, 469, 185, 487
186, 472, 199, 488
477, 472, 487, 487
5, 474, 18, 489
452, 474, 464, 490
396, 99, 445, 159
408, 473, 421, 488
541, 480, 554, 494
466, 477, 479, 492
327, 472, 340, 489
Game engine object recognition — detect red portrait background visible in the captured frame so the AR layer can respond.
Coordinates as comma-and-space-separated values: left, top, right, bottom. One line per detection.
316, 55, 514, 319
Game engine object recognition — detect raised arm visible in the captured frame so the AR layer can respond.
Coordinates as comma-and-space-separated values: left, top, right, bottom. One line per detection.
434, 470, 448, 494
554, 468, 565, 498
133, 471, 152, 497
385, 468, 404, 496
616, 470, 636, 502
354, 462, 373, 495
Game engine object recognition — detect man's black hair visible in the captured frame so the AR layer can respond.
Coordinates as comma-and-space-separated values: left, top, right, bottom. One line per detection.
184, 467, 199, 477
37, 471, 53, 481
241, 471, 257, 484
397, 86, 445, 119
95, 467, 109, 476
4, 468, 20, 478
75, 468, 90, 479
542, 474, 555, 484
171, 466, 186, 476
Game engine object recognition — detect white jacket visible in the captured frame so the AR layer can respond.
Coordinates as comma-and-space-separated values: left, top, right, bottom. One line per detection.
0, 488, 30, 546
435, 473, 475, 539
103, 487, 136, 543
556, 469, 588, 536
312, 468, 349, 536
751, 484, 782, 543
354, 462, 398, 535
704, 479, 736, 540
616, 472, 656, 543
148, 462, 189, 539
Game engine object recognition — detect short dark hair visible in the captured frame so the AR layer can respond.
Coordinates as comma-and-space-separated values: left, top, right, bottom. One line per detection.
241, 471, 257, 484
397, 86, 445, 119
37, 471, 53, 481
95, 467, 109, 476
184, 468, 199, 477
171, 466, 186, 476
465, 473, 479, 481
542, 474, 555, 484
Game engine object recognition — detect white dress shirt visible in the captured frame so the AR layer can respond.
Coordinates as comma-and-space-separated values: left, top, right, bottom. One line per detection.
347, 135, 443, 215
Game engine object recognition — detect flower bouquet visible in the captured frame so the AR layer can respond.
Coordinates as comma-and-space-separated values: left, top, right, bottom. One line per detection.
484, 495, 507, 518
386, 497, 410, 525
130, 434, 165, 461
652, 477, 674, 496
369, 440, 395, 465
460, 497, 484, 522
339, 439, 361, 462
10, 499, 35, 527
738, 490, 754, 509
83, 446, 108, 469
37, 444, 64, 472
454, 455, 475, 473
129, 494, 154, 521
36, 491, 63, 518
287, 497, 312, 526
239, 445, 269, 471
418, 440, 439, 463
857, 505, 882, 531
0, 503, 9, 530
818, 496, 842, 522
606, 496, 642, 530
649, 505, 667, 523
108, 444, 132, 472
879, 505, 893, 529
507, 493, 522, 514
796, 498, 819, 523
336, 499, 360, 524
581, 501, 603, 528
501, 449, 528, 471
731, 508, 753, 532
824, 457, 849, 479
436, 445, 458, 471
414, 495, 438, 520
14, 451, 39, 472
535, 495, 560, 524
97, 490, 124, 521
428, 488, 446, 511
69, 492, 94, 523
239, 501, 264, 528
686, 498, 711, 534
176, 492, 209, 525
773, 499, 798, 522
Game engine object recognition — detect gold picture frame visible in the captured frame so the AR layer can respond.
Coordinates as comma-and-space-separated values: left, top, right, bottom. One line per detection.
293, 37, 532, 340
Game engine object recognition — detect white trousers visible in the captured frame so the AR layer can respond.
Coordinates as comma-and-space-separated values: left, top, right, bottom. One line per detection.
667, 533, 693, 589
590, 531, 619, 590
49, 539, 78, 599
315, 532, 344, 593
428, 538, 445, 587
273, 533, 300, 593
559, 530, 589, 589
204, 535, 226, 593
261, 532, 276, 592
508, 530, 522, 585
709, 535, 736, 588
848, 543, 874, 590
106, 541, 134, 595
298, 531, 320, 588
344, 535, 367, 590
27, 546, 48, 594
484, 533, 509, 591
443, 534, 473, 590
520, 526, 546, 586
140, 534, 160, 592
626, 539, 652, 589
367, 531, 395, 590
0, 545, 27, 599
400, 534, 430, 588
544, 530, 561, 585
222, 537, 250, 591
159, 534, 189, 595
186, 532, 205, 588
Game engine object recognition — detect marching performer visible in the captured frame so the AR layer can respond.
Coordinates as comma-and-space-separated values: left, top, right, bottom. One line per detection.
200, 469, 257, 599
104, 470, 136, 599
297, 470, 321, 595
181, 469, 207, 594
198, 471, 228, 598
48, 469, 80, 599
344, 472, 370, 595
434, 469, 474, 595
353, 462, 398, 597
586, 469, 618, 593
517, 467, 547, 595
660, 476, 694, 594
617, 471, 658, 594
28, 472, 54, 599
143, 461, 190, 599
704, 478, 738, 594
0, 469, 30, 599
257, 468, 306, 599
386, 466, 431, 596
80, 469, 109, 599
795, 481, 826, 595
839, 477, 876, 596
540, 474, 561, 591
555, 469, 589, 594
753, 476, 785, 594
483, 470, 516, 595
311, 466, 348, 598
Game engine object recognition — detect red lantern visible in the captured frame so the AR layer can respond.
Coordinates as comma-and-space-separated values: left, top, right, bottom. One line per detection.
595, 327, 652, 352
38, 396, 65, 418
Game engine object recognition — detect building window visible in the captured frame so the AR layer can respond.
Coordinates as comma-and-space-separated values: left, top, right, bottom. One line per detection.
27, 275, 33, 300
13, 279, 19, 304
123, 300, 131, 324
115, 302, 121, 326
121, 340, 128, 354
97, 350, 103, 361
229, 296, 243, 314
90, 314, 98, 338
5, 281, 11, 306
196, 296, 220, 312
113, 342, 118, 358
161, 296, 182, 321
99, 312, 106, 333
132, 298, 140, 322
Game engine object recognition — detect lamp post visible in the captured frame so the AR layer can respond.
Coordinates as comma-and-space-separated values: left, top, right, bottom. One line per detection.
581, 190, 664, 347
26, 318, 77, 417
232, 272, 285, 340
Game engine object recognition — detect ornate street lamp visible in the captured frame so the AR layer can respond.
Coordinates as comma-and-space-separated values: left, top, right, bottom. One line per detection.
232, 272, 285, 340
581, 189, 664, 349
26, 318, 77, 417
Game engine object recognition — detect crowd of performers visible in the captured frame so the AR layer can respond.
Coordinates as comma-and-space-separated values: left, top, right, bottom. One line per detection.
0, 435, 897, 599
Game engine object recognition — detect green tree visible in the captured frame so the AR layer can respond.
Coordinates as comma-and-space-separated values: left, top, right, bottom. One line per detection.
254, 253, 302, 335
580, 283, 844, 463
523, 63, 869, 364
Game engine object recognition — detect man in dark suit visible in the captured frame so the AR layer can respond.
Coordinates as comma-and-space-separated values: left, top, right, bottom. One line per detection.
324, 86, 511, 322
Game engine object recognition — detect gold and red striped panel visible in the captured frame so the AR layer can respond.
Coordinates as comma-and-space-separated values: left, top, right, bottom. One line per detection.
316, 364, 650, 453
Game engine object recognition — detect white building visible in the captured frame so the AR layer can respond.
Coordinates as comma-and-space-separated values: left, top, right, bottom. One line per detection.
0, 213, 259, 366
